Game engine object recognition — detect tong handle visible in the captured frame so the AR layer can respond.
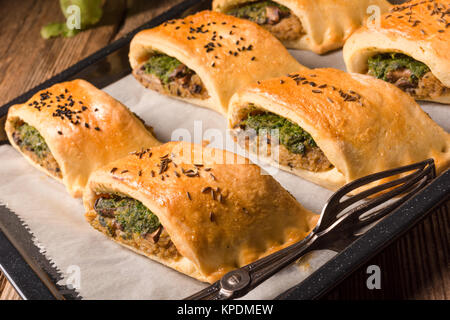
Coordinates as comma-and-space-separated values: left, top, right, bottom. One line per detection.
184, 281, 222, 300
186, 160, 436, 300
185, 233, 318, 300
237, 235, 318, 298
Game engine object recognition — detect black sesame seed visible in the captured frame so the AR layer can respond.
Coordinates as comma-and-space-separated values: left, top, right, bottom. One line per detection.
202, 186, 212, 193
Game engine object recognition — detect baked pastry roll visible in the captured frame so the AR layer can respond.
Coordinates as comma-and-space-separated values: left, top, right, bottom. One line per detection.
5, 79, 160, 198
344, 0, 450, 104
129, 10, 303, 115
83, 141, 317, 283
228, 68, 450, 190
213, 0, 391, 54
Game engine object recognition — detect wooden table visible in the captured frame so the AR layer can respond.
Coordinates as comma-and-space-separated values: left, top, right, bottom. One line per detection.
0, 0, 448, 300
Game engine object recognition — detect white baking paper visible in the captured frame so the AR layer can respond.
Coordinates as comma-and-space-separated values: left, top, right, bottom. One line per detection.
0, 49, 447, 300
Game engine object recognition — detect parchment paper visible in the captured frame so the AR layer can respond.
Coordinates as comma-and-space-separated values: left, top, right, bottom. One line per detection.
0, 49, 447, 300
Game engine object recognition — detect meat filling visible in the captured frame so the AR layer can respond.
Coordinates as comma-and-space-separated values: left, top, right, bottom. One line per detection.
226, 1, 303, 42
12, 122, 62, 178
414, 72, 449, 100
368, 53, 449, 100
91, 194, 180, 260
235, 109, 333, 172
133, 53, 209, 100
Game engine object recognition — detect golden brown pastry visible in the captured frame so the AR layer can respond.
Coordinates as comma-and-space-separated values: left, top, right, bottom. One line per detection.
228, 68, 450, 190
83, 141, 317, 283
344, 0, 450, 104
213, 0, 391, 54
129, 10, 304, 115
5, 79, 160, 198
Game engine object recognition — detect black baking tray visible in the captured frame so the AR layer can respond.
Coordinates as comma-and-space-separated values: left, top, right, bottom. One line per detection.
0, 0, 448, 300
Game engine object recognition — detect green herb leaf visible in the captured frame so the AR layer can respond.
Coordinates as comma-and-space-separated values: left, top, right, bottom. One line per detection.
16, 123, 50, 159
227, 1, 290, 24
241, 112, 317, 155
95, 196, 161, 237
143, 53, 186, 84
368, 53, 430, 84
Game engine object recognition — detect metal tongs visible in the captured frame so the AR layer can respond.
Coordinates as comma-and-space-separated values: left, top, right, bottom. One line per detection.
185, 159, 436, 300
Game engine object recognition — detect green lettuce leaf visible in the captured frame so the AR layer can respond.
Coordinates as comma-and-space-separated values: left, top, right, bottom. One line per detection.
41, 0, 103, 39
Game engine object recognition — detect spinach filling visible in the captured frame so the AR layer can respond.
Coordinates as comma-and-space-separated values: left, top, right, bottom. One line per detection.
226, 1, 290, 25
240, 112, 317, 155
143, 53, 194, 85
14, 123, 51, 159
94, 195, 160, 238
368, 53, 430, 86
